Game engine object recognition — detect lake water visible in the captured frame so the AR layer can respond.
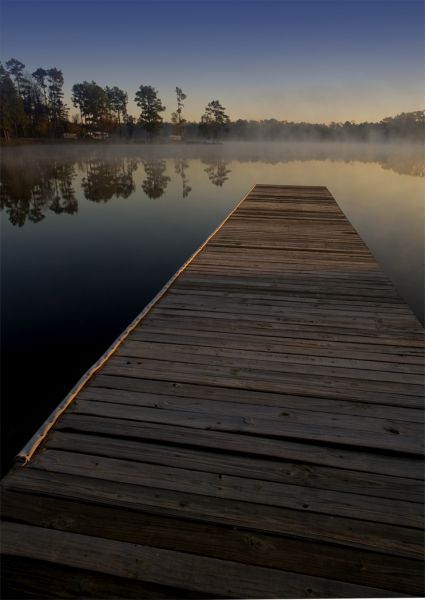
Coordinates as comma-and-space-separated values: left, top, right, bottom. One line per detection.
1, 141, 424, 475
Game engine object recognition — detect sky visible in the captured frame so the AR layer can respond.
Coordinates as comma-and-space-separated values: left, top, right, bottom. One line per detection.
0, 0, 424, 123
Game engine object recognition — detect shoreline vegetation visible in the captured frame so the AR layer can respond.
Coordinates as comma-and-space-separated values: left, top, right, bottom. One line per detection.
1, 57, 424, 143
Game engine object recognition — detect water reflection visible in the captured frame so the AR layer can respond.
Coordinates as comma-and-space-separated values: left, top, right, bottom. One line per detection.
82, 159, 137, 202
142, 159, 170, 199
1, 143, 423, 227
174, 158, 192, 198
49, 165, 78, 216
381, 157, 424, 177
203, 159, 232, 187
0, 160, 77, 226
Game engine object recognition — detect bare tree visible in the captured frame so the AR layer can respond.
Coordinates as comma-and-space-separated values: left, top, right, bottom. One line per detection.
171, 86, 187, 139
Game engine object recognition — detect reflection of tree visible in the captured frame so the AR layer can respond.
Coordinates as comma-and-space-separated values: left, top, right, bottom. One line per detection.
203, 159, 231, 187
82, 159, 137, 202
381, 158, 425, 178
142, 159, 170, 199
0, 160, 77, 226
174, 158, 191, 198
49, 164, 78, 214
196, 145, 424, 178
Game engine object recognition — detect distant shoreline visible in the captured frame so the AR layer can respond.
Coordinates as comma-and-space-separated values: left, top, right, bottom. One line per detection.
1, 137, 423, 147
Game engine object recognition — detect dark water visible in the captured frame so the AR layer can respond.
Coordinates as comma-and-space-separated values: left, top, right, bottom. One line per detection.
1, 141, 424, 475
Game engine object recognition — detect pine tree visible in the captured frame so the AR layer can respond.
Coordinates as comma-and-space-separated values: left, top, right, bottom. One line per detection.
0, 63, 26, 138
171, 86, 187, 138
134, 85, 166, 139
200, 100, 230, 140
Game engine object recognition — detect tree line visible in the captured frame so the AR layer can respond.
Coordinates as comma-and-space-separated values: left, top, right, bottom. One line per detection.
1, 58, 66, 138
227, 113, 424, 142
1, 56, 423, 141
0, 56, 230, 141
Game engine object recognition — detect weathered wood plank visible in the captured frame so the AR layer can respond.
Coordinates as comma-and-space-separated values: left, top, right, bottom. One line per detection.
175, 272, 419, 305
102, 355, 425, 412
129, 327, 425, 370
117, 338, 424, 381
134, 319, 425, 360
68, 396, 424, 455
166, 287, 415, 316
91, 372, 424, 421
79, 384, 423, 429
3, 491, 422, 595
57, 413, 424, 479
29, 449, 424, 527
4, 470, 423, 559
2, 523, 403, 598
148, 306, 424, 346
1, 556, 212, 599
46, 431, 424, 502
72, 385, 424, 455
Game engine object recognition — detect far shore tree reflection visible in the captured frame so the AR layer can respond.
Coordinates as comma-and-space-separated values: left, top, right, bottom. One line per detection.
203, 159, 231, 187
1, 143, 423, 227
174, 158, 191, 198
142, 159, 170, 199
381, 157, 425, 177
49, 164, 78, 215
0, 160, 77, 226
82, 159, 137, 202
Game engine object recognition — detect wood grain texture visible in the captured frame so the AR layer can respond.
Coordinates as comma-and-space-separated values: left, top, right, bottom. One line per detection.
2, 184, 424, 598
3, 490, 422, 595
1, 522, 400, 598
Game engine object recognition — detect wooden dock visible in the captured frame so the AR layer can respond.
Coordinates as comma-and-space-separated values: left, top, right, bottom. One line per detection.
1, 185, 424, 598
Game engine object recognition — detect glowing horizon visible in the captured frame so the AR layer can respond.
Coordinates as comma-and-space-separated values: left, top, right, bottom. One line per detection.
1, 0, 423, 124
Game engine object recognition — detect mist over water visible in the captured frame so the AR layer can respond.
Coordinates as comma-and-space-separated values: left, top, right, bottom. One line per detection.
1, 141, 424, 474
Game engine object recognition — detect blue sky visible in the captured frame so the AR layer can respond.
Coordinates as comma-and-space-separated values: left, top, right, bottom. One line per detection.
1, 0, 423, 122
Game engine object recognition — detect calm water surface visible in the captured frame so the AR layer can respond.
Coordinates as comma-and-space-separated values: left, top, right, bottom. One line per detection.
1, 141, 424, 474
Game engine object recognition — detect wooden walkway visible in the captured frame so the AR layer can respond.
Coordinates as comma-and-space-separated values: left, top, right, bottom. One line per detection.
1, 185, 424, 598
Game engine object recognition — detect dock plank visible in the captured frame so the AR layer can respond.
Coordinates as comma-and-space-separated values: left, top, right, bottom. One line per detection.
57, 413, 425, 478
26, 449, 424, 527
2, 522, 400, 598
46, 431, 423, 501
68, 396, 423, 454
2, 492, 423, 595
1, 184, 424, 598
